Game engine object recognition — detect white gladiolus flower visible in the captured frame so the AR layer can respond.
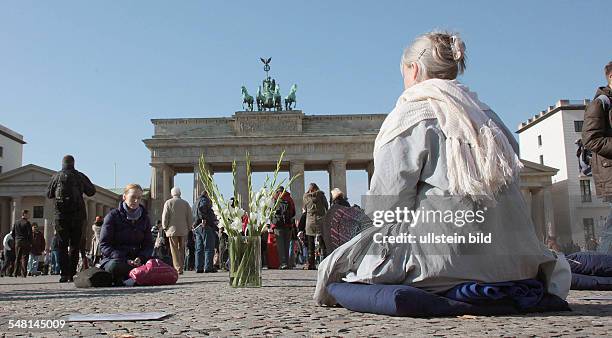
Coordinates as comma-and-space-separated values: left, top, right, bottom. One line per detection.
235, 208, 245, 218
250, 212, 259, 223
230, 218, 242, 231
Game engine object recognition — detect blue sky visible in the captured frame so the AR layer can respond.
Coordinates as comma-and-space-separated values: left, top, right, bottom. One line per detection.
1, 1, 611, 206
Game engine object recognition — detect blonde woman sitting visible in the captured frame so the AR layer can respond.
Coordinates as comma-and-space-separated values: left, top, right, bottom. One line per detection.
315, 31, 567, 306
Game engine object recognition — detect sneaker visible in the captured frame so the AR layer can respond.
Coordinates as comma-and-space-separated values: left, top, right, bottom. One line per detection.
123, 278, 136, 287
204, 268, 218, 273
196, 269, 204, 273
59, 276, 70, 283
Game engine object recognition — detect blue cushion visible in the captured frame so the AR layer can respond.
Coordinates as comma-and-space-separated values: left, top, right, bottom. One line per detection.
327, 283, 570, 317
571, 273, 612, 290
444, 279, 543, 309
567, 252, 612, 277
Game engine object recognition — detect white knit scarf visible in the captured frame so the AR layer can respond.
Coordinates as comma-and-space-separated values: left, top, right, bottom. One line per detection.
374, 79, 522, 203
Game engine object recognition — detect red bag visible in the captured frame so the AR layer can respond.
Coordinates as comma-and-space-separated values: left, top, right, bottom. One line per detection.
267, 232, 280, 269
129, 259, 179, 286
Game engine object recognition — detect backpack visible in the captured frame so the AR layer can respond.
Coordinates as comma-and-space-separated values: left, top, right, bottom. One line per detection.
597, 94, 611, 112
74, 267, 113, 288
54, 171, 82, 214
196, 196, 212, 222
273, 198, 291, 226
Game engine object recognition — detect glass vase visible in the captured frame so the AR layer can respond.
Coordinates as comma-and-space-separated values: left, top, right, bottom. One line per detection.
228, 235, 262, 288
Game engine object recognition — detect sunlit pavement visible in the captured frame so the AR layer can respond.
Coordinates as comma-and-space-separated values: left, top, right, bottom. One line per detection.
0, 269, 611, 337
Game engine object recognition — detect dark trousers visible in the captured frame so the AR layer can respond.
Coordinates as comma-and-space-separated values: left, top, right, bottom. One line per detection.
1, 250, 15, 276
306, 234, 326, 267
274, 227, 292, 267
218, 232, 229, 270
184, 247, 195, 271
55, 217, 84, 278
13, 242, 31, 277
307, 235, 316, 266
103, 259, 134, 285
194, 226, 217, 271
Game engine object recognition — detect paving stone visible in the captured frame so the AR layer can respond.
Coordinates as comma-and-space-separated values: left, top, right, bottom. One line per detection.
0, 270, 611, 336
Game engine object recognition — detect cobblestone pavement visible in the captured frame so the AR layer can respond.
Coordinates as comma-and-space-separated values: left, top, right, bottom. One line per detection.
0, 269, 611, 337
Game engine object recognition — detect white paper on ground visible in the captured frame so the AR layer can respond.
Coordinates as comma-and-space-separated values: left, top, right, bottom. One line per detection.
66, 312, 171, 322
577, 296, 612, 301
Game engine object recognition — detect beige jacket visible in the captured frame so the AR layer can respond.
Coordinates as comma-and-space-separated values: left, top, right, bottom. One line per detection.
162, 197, 193, 237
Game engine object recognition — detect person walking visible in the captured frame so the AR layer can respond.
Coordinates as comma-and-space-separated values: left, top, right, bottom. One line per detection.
12, 210, 33, 278
271, 187, 296, 269
193, 190, 219, 273
582, 61, 612, 255
2, 229, 15, 277
162, 187, 193, 274
49, 231, 61, 274
27, 223, 45, 276
184, 229, 195, 271
46, 155, 96, 282
303, 183, 329, 269
90, 216, 103, 265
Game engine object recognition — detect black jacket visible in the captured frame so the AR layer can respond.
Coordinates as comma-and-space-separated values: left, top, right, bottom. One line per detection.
46, 164, 96, 219
582, 86, 612, 197
99, 203, 153, 268
193, 193, 219, 231
331, 197, 351, 207
11, 219, 32, 244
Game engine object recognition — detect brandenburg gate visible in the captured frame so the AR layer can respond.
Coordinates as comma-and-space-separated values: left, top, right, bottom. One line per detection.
143, 110, 383, 220
142, 58, 558, 242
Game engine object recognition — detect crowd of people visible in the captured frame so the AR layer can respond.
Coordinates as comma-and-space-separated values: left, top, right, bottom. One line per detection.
0, 153, 352, 285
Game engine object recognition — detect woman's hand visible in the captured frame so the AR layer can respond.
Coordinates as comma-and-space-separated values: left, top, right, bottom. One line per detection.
128, 258, 143, 267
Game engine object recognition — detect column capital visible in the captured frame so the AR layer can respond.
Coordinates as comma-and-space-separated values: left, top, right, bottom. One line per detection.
290, 161, 305, 172
330, 159, 347, 166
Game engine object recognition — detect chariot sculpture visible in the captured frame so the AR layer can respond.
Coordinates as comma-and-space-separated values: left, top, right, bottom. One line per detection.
241, 58, 297, 112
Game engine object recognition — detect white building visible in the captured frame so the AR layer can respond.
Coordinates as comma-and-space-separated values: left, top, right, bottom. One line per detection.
517, 99, 608, 249
0, 124, 25, 174
0, 164, 121, 250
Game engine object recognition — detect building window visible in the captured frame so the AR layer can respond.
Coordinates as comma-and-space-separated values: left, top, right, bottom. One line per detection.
539, 155, 544, 165
574, 120, 584, 132
537, 135, 542, 146
33, 206, 44, 218
0, 166, 2, 174
580, 179, 592, 202
0, 146, 3, 157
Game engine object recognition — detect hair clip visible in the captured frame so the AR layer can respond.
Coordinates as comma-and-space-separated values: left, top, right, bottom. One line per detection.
417, 48, 427, 60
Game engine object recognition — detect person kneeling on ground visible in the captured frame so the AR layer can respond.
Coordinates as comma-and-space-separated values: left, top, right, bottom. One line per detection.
99, 184, 153, 286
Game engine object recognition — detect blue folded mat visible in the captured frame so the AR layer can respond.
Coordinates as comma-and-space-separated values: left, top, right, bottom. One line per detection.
566, 252, 612, 277
571, 273, 612, 291
327, 282, 570, 317
443, 279, 543, 309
